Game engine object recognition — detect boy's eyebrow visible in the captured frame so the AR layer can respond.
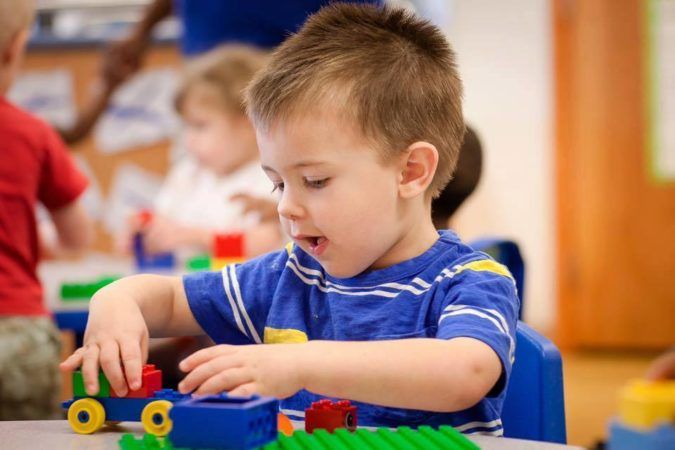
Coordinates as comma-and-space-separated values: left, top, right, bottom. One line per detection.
261, 161, 327, 172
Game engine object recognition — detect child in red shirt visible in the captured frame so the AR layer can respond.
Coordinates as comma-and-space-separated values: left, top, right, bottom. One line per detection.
0, 0, 92, 419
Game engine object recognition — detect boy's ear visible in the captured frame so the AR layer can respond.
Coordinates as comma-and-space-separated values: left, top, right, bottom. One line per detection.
398, 141, 439, 199
2, 29, 29, 66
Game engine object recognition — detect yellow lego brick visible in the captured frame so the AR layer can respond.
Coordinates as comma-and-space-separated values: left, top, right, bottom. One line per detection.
618, 379, 675, 429
211, 257, 246, 271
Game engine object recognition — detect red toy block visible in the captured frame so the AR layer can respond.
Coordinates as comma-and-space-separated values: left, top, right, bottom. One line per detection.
111, 364, 162, 398
305, 399, 358, 433
137, 210, 154, 227
213, 233, 245, 258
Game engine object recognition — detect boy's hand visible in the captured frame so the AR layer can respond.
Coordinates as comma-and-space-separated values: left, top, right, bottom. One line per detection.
59, 293, 150, 397
178, 344, 306, 398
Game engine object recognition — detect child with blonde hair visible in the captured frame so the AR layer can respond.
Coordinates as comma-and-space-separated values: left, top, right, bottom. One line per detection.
64, 4, 518, 434
124, 44, 281, 258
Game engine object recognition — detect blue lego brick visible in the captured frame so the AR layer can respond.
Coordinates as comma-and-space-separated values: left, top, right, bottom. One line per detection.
134, 234, 176, 271
94, 397, 159, 422
67, 389, 189, 423
608, 418, 675, 450
153, 389, 191, 402
168, 393, 278, 450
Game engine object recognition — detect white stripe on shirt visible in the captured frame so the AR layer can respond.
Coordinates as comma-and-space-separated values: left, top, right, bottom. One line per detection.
228, 264, 262, 344
221, 266, 248, 339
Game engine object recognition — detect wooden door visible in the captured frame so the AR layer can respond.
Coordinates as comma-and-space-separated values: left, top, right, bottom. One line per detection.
555, 0, 675, 349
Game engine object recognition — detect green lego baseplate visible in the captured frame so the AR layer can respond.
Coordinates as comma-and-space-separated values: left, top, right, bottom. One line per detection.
119, 433, 173, 450
264, 426, 480, 450
118, 425, 480, 450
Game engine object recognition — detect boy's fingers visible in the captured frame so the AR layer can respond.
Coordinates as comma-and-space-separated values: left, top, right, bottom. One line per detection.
99, 341, 127, 397
179, 345, 234, 372
227, 382, 257, 398
60, 347, 85, 371
120, 338, 143, 391
82, 345, 101, 396
191, 368, 251, 395
179, 355, 239, 393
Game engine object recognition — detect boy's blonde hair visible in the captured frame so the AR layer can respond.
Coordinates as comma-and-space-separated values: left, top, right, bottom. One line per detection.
0, 0, 35, 53
175, 45, 269, 116
245, 3, 464, 198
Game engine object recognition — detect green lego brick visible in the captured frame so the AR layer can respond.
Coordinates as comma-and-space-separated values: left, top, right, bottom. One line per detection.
119, 434, 177, 450
261, 426, 479, 450
60, 275, 120, 301
72, 370, 111, 397
185, 254, 211, 272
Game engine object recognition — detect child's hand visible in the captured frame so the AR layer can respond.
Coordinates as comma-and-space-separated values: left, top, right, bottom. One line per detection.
177, 344, 306, 398
143, 216, 190, 254
60, 290, 150, 397
230, 193, 279, 224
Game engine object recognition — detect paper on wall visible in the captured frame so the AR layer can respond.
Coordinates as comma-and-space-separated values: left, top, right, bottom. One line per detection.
7, 69, 76, 130
73, 155, 104, 221
94, 68, 180, 154
103, 163, 163, 234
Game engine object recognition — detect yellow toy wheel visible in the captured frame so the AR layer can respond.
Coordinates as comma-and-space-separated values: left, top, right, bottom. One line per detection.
141, 400, 174, 436
67, 398, 106, 434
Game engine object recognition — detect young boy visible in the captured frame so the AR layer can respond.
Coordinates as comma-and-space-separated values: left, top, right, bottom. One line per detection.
0, 0, 92, 419
62, 3, 519, 435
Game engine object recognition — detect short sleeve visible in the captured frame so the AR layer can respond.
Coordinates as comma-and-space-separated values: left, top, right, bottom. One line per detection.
183, 248, 290, 345
436, 258, 520, 397
37, 126, 88, 210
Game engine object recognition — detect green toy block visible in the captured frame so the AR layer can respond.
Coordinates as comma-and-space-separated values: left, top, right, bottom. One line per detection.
119, 434, 177, 450
261, 425, 479, 450
60, 275, 120, 301
185, 254, 211, 272
72, 370, 111, 398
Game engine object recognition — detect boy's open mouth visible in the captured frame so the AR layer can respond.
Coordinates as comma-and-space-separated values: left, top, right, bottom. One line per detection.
294, 234, 328, 255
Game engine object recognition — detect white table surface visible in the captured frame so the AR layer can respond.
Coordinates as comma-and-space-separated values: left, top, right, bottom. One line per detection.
0, 420, 584, 450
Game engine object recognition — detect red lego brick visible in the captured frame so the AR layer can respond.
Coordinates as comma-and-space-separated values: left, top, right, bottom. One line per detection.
111, 364, 162, 398
305, 399, 358, 433
137, 210, 154, 227
213, 233, 245, 258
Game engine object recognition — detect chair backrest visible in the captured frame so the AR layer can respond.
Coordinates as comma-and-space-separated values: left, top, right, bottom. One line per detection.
502, 321, 567, 443
469, 237, 525, 319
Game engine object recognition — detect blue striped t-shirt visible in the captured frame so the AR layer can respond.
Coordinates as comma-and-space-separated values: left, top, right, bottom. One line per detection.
183, 230, 519, 436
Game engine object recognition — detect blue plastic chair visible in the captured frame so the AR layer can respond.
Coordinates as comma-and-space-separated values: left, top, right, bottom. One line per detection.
502, 321, 567, 443
469, 237, 525, 319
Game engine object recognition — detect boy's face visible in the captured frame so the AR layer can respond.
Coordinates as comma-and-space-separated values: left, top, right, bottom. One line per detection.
258, 112, 408, 278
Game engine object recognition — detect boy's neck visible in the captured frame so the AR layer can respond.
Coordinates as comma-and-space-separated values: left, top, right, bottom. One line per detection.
370, 204, 440, 271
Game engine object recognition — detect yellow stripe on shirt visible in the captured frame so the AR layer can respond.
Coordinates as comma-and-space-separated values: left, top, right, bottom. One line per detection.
455, 259, 514, 282
263, 327, 308, 344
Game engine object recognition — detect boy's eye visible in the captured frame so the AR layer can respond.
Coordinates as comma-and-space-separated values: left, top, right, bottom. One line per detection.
271, 181, 285, 193
304, 178, 329, 189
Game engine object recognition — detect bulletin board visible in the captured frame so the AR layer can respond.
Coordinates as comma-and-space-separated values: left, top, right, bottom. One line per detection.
646, 0, 675, 182
20, 45, 181, 251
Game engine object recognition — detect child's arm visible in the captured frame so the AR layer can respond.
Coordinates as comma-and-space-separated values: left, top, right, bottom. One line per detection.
177, 337, 501, 412
40, 201, 93, 258
60, 274, 203, 397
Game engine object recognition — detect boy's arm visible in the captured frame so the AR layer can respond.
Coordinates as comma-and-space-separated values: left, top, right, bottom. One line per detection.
300, 338, 501, 412
60, 274, 203, 397
178, 337, 501, 412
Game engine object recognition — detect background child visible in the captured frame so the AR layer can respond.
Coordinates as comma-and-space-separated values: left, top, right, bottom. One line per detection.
120, 44, 282, 259
62, 3, 518, 434
0, 0, 93, 419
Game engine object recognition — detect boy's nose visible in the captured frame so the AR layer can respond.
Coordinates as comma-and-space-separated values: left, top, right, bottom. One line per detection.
277, 190, 304, 221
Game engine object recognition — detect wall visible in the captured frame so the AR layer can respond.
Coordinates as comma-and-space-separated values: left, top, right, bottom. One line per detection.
442, 0, 555, 331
